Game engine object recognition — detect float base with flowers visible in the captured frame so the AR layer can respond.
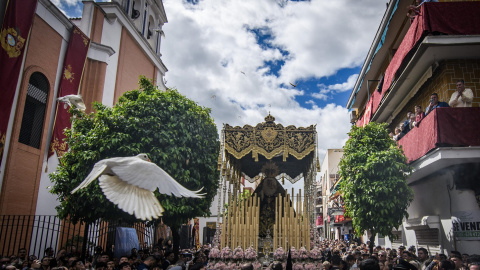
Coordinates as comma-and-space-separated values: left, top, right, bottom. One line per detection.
207, 244, 324, 270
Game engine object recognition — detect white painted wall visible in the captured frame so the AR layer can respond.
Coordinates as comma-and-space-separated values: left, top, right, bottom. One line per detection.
100, 16, 122, 107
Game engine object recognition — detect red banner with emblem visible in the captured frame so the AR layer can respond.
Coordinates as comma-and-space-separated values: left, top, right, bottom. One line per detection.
48, 26, 90, 158
0, 0, 38, 162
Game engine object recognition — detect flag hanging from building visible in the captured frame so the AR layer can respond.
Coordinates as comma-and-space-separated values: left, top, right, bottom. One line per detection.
48, 26, 90, 158
0, 0, 38, 163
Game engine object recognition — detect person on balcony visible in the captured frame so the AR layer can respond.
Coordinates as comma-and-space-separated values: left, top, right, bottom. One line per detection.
407, 0, 438, 22
449, 80, 473, 107
412, 105, 425, 127
425, 93, 449, 115
402, 112, 413, 134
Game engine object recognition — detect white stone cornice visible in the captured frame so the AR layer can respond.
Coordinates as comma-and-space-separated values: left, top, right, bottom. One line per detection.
87, 42, 116, 63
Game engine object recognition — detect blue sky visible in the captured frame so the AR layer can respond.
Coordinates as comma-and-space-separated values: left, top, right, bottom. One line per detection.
53, 0, 386, 162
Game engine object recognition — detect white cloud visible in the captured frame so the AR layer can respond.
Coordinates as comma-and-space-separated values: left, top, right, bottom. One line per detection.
312, 74, 359, 100
160, 0, 383, 162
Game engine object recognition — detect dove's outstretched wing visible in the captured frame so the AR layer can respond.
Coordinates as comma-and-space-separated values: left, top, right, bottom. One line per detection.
58, 94, 86, 111
110, 159, 205, 198
99, 175, 164, 220
70, 95, 86, 111
71, 162, 108, 193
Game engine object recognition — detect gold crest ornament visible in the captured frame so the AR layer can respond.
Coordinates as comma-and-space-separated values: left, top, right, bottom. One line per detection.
63, 65, 75, 82
1, 27, 26, 58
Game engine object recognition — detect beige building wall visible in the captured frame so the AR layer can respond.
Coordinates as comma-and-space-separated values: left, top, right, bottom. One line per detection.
114, 27, 156, 101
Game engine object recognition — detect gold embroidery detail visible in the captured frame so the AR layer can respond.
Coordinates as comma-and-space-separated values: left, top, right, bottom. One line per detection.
0, 27, 26, 58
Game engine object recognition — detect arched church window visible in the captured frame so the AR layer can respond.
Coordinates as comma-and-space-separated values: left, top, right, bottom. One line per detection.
18, 72, 50, 149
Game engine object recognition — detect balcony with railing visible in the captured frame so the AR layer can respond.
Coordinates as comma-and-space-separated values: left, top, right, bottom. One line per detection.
397, 108, 480, 163
396, 108, 480, 184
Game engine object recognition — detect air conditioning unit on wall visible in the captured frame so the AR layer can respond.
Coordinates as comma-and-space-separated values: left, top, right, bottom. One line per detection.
349, 110, 357, 124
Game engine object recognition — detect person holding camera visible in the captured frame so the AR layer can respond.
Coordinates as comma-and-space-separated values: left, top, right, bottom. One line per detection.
425, 93, 449, 115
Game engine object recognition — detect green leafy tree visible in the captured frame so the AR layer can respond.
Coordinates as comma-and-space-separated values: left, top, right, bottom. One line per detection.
338, 122, 413, 252
50, 77, 219, 252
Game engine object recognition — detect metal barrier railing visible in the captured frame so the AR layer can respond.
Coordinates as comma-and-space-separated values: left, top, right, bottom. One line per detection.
0, 215, 158, 258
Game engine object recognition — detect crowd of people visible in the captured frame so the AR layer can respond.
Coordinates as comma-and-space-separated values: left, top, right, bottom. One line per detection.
1, 239, 479, 270
390, 79, 473, 141
314, 240, 478, 270
0, 239, 208, 270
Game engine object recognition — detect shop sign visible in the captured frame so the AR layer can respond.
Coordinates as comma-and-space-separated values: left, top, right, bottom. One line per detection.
452, 210, 480, 240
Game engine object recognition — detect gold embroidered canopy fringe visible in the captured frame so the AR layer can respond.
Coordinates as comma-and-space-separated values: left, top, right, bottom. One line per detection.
221, 114, 318, 183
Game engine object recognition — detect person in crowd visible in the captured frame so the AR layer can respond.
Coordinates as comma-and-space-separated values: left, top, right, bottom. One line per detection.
118, 263, 131, 270
425, 93, 449, 115
469, 263, 479, 270
106, 260, 115, 270
1, 257, 11, 269
408, 246, 417, 257
16, 249, 27, 265
451, 252, 462, 259
44, 248, 54, 259
55, 249, 67, 266
97, 253, 110, 265
71, 260, 85, 270
359, 258, 380, 270
118, 257, 129, 266
417, 248, 429, 270
138, 256, 156, 270
402, 251, 420, 270
449, 80, 473, 108
461, 255, 469, 269
379, 251, 387, 264
325, 261, 333, 270
96, 262, 108, 270
38, 257, 51, 270
394, 258, 418, 270
161, 252, 174, 270
163, 240, 173, 253
347, 255, 358, 270
362, 253, 371, 262
450, 254, 465, 270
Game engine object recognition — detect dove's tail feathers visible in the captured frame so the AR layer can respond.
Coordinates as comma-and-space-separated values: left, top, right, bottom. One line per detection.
190, 187, 206, 198
176, 188, 205, 198
71, 164, 107, 194
99, 175, 163, 221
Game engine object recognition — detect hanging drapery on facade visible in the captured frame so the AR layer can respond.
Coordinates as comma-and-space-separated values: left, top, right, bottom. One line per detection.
0, 0, 38, 163
48, 26, 90, 159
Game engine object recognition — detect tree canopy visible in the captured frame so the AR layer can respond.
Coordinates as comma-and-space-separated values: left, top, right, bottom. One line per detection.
338, 122, 413, 247
50, 77, 219, 227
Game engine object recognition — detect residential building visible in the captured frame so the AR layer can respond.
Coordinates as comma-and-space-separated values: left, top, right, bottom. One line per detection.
347, 0, 480, 254
319, 149, 348, 240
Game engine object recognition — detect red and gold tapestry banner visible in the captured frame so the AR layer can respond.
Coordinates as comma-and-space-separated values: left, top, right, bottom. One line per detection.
48, 26, 90, 158
0, 0, 38, 162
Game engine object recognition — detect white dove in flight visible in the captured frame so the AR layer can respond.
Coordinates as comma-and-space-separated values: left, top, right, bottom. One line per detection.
57, 94, 86, 111
71, 154, 205, 220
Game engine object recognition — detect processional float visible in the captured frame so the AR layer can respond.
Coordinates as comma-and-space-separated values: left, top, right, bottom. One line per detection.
213, 114, 320, 253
